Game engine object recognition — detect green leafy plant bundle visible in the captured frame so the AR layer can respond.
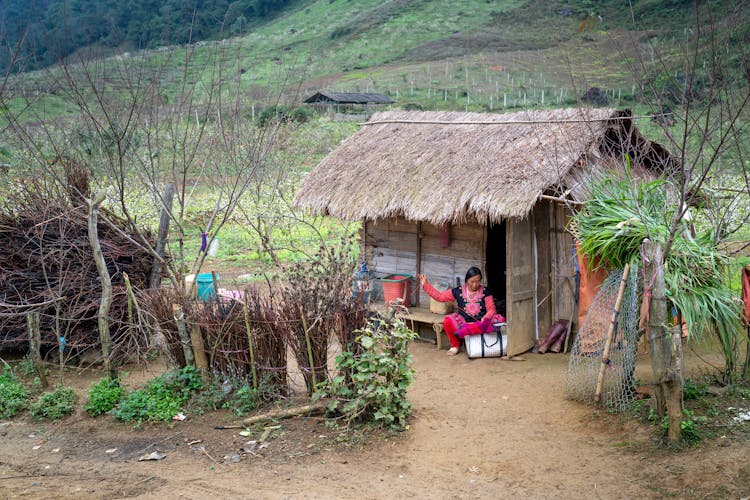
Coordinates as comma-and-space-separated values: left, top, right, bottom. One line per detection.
29, 386, 78, 420
0, 368, 30, 419
571, 174, 743, 380
84, 377, 125, 417
316, 314, 417, 430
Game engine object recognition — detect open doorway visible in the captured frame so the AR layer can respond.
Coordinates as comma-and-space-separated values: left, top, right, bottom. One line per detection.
485, 221, 507, 315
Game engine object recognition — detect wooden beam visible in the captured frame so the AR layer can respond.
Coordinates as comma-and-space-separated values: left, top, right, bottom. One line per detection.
539, 194, 583, 206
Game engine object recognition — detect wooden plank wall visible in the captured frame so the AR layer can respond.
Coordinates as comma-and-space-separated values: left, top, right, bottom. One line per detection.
552, 203, 577, 328
361, 208, 577, 343
362, 217, 484, 298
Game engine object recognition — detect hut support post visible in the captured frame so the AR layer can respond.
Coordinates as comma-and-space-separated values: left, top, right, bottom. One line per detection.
27, 311, 48, 387
643, 239, 683, 442
415, 222, 422, 307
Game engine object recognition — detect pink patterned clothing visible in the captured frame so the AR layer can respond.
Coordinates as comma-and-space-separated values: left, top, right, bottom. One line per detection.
422, 282, 502, 348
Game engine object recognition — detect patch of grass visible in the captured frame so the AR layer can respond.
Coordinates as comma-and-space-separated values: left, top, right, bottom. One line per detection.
0, 368, 30, 419
84, 377, 125, 417
29, 386, 78, 420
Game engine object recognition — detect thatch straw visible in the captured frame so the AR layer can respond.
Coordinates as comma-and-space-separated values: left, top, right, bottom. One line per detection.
295, 108, 675, 224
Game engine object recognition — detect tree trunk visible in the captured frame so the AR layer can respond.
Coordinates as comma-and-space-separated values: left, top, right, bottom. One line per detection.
88, 190, 116, 379
149, 183, 175, 289
643, 239, 684, 442
27, 311, 48, 387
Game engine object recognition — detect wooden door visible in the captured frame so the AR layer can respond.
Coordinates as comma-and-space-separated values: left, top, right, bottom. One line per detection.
534, 201, 553, 337
506, 214, 536, 356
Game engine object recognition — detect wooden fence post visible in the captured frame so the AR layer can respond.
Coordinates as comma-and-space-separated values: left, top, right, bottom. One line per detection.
173, 304, 195, 367
189, 323, 209, 378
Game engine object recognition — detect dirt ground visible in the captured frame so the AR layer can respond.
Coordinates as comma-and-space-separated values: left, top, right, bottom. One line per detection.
1, 342, 749, 499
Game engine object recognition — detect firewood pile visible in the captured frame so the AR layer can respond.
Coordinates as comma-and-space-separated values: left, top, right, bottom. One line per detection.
0, 187, 156, 361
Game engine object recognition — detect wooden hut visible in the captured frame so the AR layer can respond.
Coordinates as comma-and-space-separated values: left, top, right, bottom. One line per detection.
294, 108, 674, 355
303, 91, 394, 117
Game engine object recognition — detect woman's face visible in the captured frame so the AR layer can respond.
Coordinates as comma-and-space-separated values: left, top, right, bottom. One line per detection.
466, 274, 482, 292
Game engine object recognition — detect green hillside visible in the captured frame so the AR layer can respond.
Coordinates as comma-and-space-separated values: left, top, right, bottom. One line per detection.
4, 0, 745, 116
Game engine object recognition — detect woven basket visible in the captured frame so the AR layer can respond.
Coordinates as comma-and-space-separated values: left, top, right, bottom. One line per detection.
429, 297, 454, 315
381, 274, 412, 306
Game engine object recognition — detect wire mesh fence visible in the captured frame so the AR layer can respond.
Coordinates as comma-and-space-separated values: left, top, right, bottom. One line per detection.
566, 266, 639, 412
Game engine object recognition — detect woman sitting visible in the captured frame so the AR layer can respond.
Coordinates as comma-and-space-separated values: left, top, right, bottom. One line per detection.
419, 267, 505, 356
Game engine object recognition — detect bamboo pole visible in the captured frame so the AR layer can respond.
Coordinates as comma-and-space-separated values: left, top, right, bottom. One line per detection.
594, 264, 631, 404
241, 401, 327, 425
299, 306, 316, 391
243, 295, 258, 391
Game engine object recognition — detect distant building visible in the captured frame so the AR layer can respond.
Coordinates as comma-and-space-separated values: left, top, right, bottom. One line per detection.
303, 91, 394, 119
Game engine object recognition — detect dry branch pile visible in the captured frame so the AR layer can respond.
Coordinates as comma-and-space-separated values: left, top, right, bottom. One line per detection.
0, 187, 156, 361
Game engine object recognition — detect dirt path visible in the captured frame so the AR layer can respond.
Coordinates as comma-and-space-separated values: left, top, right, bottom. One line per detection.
1, 343, 748, 499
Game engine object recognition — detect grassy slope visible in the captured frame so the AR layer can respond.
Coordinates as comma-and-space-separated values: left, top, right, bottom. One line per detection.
6, 0, 747, 117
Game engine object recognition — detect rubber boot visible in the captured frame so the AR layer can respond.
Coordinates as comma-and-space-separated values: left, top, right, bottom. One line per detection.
538, 320, 566, 353
549, 320, 570, 353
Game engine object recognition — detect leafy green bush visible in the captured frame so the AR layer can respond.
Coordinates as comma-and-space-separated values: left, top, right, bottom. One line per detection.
0, 368, 30, 419
190, 374, 272, 417
112, 366, 203, 423
84, 377, 125, 417
225, 381, 259, 417
29, 386, 78, 420
316, 315, 417, 430
257, 105, 314, 127
189, 379, 229, 414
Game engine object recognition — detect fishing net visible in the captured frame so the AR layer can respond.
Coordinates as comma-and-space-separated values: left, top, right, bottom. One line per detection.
566, 266, 639, 412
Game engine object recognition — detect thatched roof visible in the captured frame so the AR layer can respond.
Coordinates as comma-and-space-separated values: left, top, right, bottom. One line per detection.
303, 91, 395, 104
295, 108, 675, 224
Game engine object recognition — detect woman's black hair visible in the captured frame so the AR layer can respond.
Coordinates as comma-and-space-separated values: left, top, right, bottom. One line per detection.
465, 266, 482, 282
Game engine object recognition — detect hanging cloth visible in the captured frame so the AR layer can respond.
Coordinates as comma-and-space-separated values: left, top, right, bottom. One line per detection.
742, 266, 750, 327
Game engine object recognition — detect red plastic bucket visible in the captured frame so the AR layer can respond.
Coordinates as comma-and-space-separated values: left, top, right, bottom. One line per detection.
381, 274, 412, 306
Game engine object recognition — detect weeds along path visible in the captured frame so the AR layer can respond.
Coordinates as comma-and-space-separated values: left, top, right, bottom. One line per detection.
0, 342, 748, 499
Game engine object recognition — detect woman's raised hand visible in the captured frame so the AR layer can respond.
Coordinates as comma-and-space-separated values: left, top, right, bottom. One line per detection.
418, 274, 428, 286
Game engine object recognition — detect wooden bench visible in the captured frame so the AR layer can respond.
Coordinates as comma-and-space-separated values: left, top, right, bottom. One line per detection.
370, 303, 448, 349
